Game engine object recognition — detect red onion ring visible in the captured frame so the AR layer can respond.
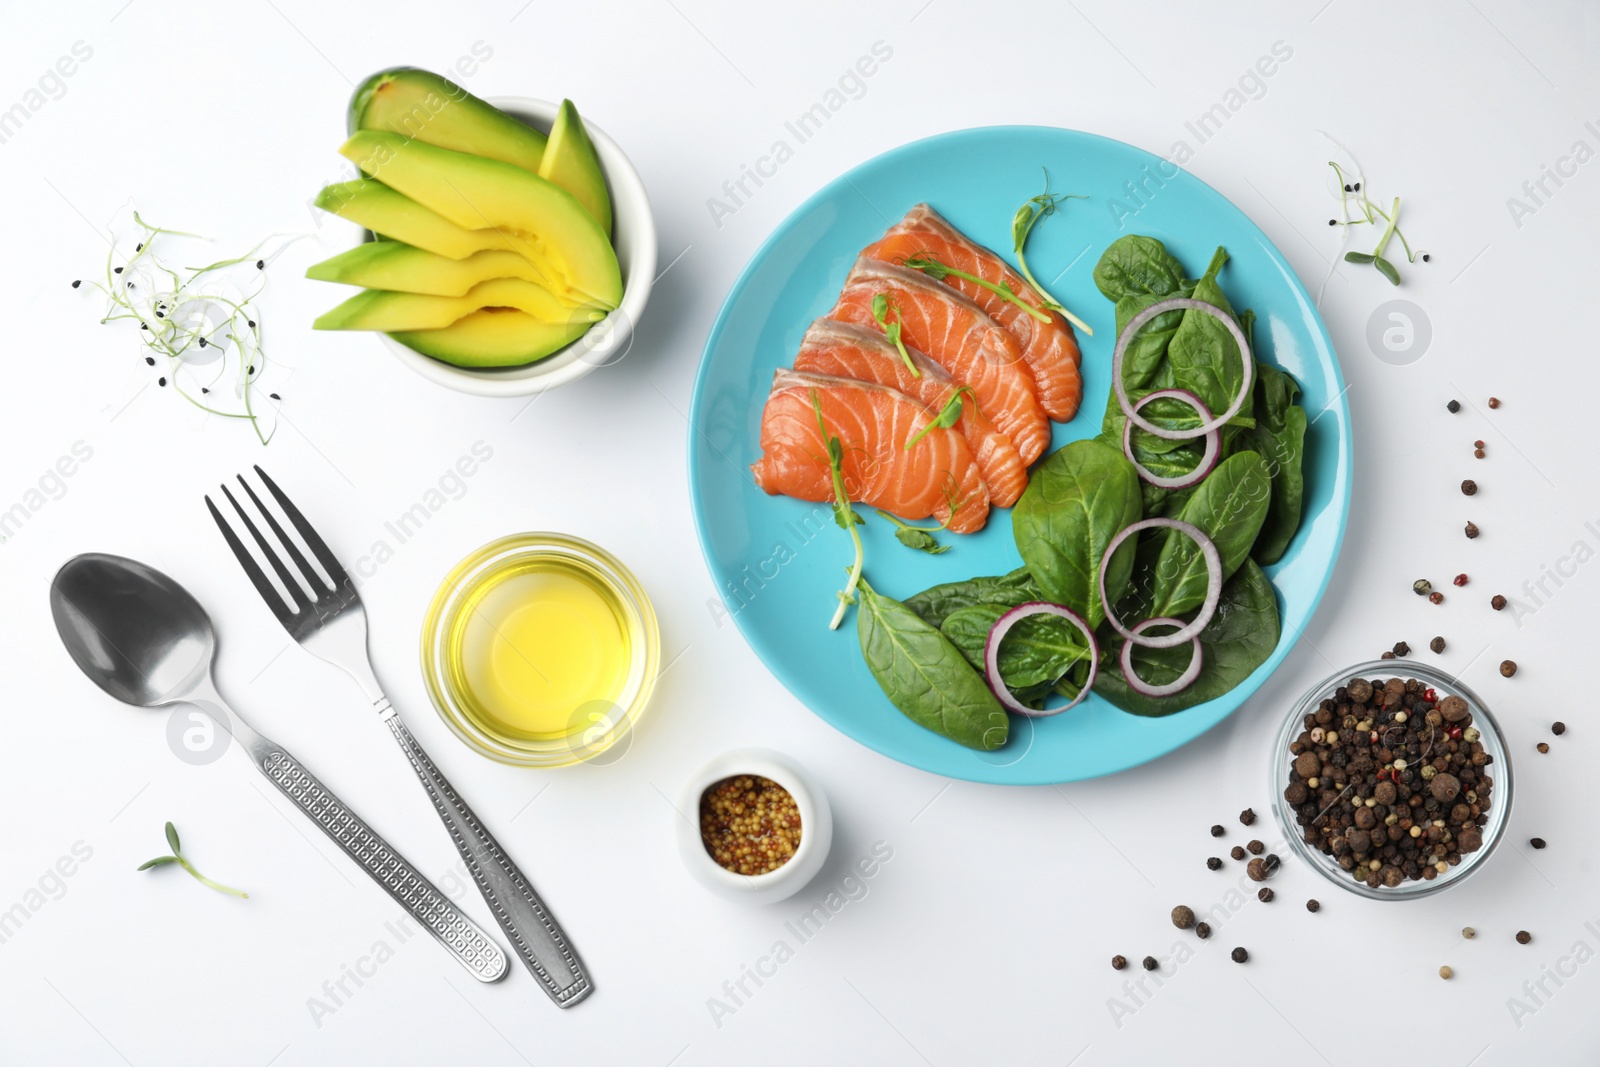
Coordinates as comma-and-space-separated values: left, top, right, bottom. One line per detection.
1121, 388, 1221, 489
1098, 518, 1222, 649
1113, 297, 1254, 440
1120, 617, 1203, 697
983, 602, 1099, 718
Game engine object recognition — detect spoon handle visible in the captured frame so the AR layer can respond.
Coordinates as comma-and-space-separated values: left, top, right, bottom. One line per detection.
383, 714, 593, 1007
252, 741, 509, 984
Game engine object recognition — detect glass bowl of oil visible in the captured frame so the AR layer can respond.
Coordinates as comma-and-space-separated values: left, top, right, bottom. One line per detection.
421, 533, 660, 767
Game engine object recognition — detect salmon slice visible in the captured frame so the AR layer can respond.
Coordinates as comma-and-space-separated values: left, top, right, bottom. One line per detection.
794, 319, 1028, 508
750, 369, 989, 534
829, 257, 1050, 465
864, 204, 1084, 421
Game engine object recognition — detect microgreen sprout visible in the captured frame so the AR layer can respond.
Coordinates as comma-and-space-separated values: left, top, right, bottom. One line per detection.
1010, 175, 1093, 335
901, 253, 1053, 325
870, 292, 919, 377
137, 821, 248, 899
903, 386, 974, 451
1327, 162, 1426, 286
873, 509, 951, 555
81, 211, 295, 444
812, 390, 865, 629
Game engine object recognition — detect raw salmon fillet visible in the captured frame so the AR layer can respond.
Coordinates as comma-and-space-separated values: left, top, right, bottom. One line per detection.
864, 204, 1084, 421
794, 319, 1028, 508
829, 257, 1050, 465
750, 369, 989, 534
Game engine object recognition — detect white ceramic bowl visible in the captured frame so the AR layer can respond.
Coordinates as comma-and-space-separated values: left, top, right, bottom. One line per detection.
376, 96, 656, 397
676, 748, 833, 905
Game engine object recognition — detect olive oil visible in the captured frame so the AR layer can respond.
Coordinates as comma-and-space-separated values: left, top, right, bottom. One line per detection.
443, 554, 631, 742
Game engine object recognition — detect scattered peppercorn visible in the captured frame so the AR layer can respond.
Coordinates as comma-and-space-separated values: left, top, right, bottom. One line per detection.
1247, 858, 1270, 882
1392, 641, 1411, 657
1465, 521, 1480, 539
1500, 660, 1517, 677
1474, 448, 1486, 459
1429, 592, 1445, 605
1112, 954, 1128, 970
1461, 479, 1478, 496
1231, 947, 1249, 964
1488, 397, 1501, 409
1430, 637, 1446, 654
1530, 837, 1546, 849
1195, 922, 1212, 939
1536, 742, 1549, 754
1413, 579, 1433, 596
1306, 899, 1321, 913
699, 775, 803, 876
1491, 595, 1507, 611
1440, 965, 1454, 979
1209, 824, 1225, 837
1381, 651, 1396, 660
1462, 927, 1476, 939
1240, 808, 1256, 826
1258, 888, 1274, 902
1231, 846, 1247, 861
1552, 722, 1566, 736
1247, 839, 1265, 855
1473, 439, 1485, 450
1453, 574, 1469, 587
1207, 857, 1223, 870
1517, 930, 1532, 945
1142, 956, 1158, 971
1447, 399, 1461, 413
1171, 905, 1195, 930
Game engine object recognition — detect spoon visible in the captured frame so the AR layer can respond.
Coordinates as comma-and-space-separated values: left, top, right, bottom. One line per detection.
50, 552, 509, 982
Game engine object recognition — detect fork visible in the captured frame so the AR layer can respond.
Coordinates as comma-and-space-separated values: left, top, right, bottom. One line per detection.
207, 467, 592, 1008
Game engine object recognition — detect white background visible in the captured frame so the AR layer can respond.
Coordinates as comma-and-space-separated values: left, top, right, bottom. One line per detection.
2, 1, 1597, 1064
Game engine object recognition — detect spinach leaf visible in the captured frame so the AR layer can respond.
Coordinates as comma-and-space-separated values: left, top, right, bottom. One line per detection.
1166, 248, 1253, 422
939, 604, 1092, 690
904, 567, 1040, 629
1248, 361, 1307, 564
1093, 235, 1188, 301
856, 577, 1009, 751
1143, 450, 1272, 618
1113, 291, 1189, 394
1012, 438, 1144, 628
1094, 559, 1281, 716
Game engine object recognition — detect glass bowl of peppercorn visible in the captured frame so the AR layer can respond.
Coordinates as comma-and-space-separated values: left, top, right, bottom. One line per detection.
1271, 660, 1513, 900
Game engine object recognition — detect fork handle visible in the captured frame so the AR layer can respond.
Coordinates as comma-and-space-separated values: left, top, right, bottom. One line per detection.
253, 744, 509, 984
384, 714, 593, 1006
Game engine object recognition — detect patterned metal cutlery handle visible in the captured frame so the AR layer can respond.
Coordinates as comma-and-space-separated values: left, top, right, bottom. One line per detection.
253, 742, 509, 983
384, 715, 592, 1006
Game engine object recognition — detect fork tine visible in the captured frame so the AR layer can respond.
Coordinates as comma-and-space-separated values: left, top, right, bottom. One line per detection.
237, 475, 331, 597
254, 466, 350, 588
206, 494, 299, 626
220, 483, 313, 612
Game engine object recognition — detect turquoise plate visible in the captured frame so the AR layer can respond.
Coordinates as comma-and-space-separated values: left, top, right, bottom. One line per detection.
688, 126, 1350, 784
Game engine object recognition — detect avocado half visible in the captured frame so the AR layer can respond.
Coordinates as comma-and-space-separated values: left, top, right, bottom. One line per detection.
348, 67, 547, 173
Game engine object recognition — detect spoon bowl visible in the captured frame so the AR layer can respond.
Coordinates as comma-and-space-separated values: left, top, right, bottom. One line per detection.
50, 553, 218, 709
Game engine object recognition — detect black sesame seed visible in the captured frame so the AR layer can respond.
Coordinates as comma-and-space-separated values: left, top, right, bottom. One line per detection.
113, 267, 123, 274
255, 259, 264, 269
201, 387, 210, 394
1422, 254, 1431, 262
247, 320, 256, 328
157, 377, 167, 387
269, 392, 281, 400
71, 279, 81, 288
144, 356, 155, 366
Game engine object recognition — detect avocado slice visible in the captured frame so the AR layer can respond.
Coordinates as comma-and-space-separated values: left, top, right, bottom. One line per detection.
538, 99, 611, 236
313, 278, 604, 332
339, 132, 621, 308
350, 67, 546, 174
306, 242, 588, 299
391, 307, 592, 368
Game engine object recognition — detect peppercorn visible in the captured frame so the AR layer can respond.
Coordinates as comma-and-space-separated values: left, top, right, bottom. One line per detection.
1429, 592, 1444, 605
1537, 742, 1549, 754
1447, 399, 1460, 413
1112, 955, 1128, 970
1231, 947, 1249, 964
1247, 858, 1270, 882
1463, 927, 1476, 938
1142, 956, 1158, 971
1461, 480, 1478, 496
1552, 722, 1566, 735
1210, 824, 1225, 837
1171, 905, 1195, 930
1306, 899, 1321, 913
1195, 922, 1212, 939
1430, 636, 1446, 654
1452, 574, 1468, 587
1531, 837, 1546, 849
1491, 595, 1507, 611
1465, 522, 1480, 539
1413, 579, 1433, 596
1246, 839, 1264, 855
1488, 397, 1501, 409
1230, 845, 1247, 861
1473, 447, 1485, 459
1381, 651, 1396, 659
1207, 856, 1222, 870
1240, 808, 1256, 826
1500, 660, 1517, 677
1440, 965, 1454, 979
1392, 641, 1411, 657
1517, 931, 1532, 945
1258, 888, 1274, 903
